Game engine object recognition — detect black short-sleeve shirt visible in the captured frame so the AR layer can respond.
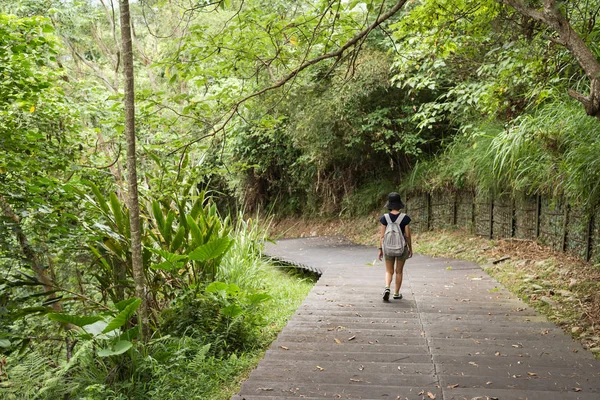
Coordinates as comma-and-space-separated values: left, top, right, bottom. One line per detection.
380, 213, 411, 238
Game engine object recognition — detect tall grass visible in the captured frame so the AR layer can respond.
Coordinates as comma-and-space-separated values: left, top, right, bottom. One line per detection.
402, 97, 600, 208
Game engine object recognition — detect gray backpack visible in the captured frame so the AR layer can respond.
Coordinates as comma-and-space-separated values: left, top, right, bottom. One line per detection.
383, 213, 406, 257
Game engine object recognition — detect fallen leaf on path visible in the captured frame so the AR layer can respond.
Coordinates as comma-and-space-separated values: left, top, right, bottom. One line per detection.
447, 384, 459, 388
348, 335, 356, 341
315, 366, 324, 371
327, 328, 334, 331
334, 338, 341, 344
494, 351, 501, 356
486, 381, 493, 385
258, 387, 273, 391
358, 365, 364, 371
280, 346, 289, 350
427, 392, 436, 399
573, 388, 582, 392
468, 361, 478, 366
350, 378, 362, 382
418, 391, 424, 395
527, 372, 537, 376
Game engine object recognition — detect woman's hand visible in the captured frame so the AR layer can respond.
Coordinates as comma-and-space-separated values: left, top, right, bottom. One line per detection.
408, 248, 413, 258
378, 248, 383, 261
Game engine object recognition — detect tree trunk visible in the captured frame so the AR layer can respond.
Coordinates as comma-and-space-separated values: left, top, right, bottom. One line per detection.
499, 0, 600, 119
0, 195, 62, 313
119, 0, 150, 340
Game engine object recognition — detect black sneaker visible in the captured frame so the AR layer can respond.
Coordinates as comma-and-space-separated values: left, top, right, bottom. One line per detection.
383, 288, 390, 301
393, 293, 402, 300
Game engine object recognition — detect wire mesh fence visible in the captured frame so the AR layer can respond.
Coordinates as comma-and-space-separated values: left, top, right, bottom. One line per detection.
405, 189, 599, 264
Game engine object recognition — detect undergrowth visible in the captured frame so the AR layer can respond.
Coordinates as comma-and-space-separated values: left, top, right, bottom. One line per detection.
2, 216, 314, 400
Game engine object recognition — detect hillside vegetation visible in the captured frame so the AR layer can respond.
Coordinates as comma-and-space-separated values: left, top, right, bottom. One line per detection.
1, 0, 599, 397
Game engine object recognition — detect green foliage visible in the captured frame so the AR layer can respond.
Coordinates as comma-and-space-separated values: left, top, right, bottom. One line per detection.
402, 97, 600, 208
340, 178, 398, 216
83, 181, 233, 307
228, 49, 439, 214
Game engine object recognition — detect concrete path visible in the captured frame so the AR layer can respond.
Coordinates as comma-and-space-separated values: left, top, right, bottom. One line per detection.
232, 236, 600, 400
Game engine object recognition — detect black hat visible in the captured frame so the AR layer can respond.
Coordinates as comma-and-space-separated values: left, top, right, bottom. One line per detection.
385, 192, 405, 210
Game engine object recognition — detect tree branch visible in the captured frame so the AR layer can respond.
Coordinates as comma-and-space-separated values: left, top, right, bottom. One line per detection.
497, 0, 600, 118
210, 0, 409, 138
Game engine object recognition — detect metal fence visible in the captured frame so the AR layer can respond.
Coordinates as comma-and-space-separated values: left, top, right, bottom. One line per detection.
405, 189, 599, 264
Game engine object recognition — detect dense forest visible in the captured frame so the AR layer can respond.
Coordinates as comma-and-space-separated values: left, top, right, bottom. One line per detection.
1, 0, 599, 398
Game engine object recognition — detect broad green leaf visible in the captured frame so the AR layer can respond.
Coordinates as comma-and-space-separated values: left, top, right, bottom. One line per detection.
84, 180, 110, 215
170, 225, 186, 252
48, 313, 103, 328
115, 298, 138, 312
189, 237, 232, 261
0, 339, 11, 348
248, 293, 272, 304
89, 246, 112, 273
164, 210, 176, 243
151, 260, 185, 271
147, 247, 188, 263
206, 281, 228, 293
82, 320, 109, 337
221, 305, 243, 318
109, 192, 125, 233
152, 200, 165, 234
190, 198, 203, 220
226, 283, 241, 296
98, 340, 133, 357
187, 215, 203, 246
177, 201, 188, 232
102, 298, 141, 334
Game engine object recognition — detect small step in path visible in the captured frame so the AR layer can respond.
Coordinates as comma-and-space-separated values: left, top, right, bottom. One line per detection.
232, 236, 600, 400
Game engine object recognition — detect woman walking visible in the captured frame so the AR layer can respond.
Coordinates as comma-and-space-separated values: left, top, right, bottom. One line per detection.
378, 192, 412, 301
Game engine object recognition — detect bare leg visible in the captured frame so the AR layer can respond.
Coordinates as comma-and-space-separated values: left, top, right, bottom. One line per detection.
394, 259, 406, 294
385, 258, 395, 288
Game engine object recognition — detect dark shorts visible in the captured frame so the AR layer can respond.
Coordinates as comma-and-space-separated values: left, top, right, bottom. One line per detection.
384, 246, 409, 261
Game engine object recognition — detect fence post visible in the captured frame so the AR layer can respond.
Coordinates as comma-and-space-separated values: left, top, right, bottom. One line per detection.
535, 194, 541, 239
511, 197, 516, 238
452, 191, 458, 226
471, 190, 476, 234
586, 212, 594, 262
562, 201, 569, 252
489, 196, 494, 239
426, 191, 431, 231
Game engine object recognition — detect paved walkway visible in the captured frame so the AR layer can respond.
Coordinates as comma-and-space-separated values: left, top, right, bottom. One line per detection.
232, 236, 600, 400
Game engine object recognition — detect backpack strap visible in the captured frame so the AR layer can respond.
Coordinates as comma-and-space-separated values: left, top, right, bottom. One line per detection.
384, 213, 393, 225
385, 213, 405, 225
397, 213, 406, 225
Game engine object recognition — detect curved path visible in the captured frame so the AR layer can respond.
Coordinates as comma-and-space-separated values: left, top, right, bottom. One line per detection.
232, 236, 600, 400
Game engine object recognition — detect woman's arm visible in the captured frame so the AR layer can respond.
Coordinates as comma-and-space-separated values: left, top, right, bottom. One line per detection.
405, 225, 413, 258
378, 223, 385, 261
